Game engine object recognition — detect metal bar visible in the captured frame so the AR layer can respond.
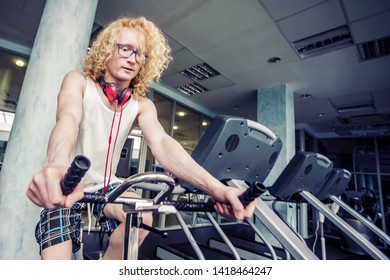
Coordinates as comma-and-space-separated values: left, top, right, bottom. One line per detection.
374, 137, 388, 236
123, 213, 140, 260
174, 211, 205, 260
205, 212, 241, 260
252, 197, 319, 259
107, 172, 175, 203
331, 195, 390, 246
229, 179, 319, 260
245, 218, 278, 260
300, 191, 388, 260
298, 203, 309, 238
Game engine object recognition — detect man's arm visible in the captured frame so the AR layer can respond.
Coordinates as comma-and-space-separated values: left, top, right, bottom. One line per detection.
137, 98, 255, 220
26, 71, 85, 209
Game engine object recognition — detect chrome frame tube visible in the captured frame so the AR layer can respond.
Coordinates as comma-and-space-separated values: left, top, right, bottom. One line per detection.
330, 195, 390, 246
300, 191, 388, 260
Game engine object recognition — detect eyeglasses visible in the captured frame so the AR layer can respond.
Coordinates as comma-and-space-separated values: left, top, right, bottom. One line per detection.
116, 43, 148, 64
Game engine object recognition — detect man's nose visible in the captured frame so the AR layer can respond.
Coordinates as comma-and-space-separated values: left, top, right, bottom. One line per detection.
127, 51, 137, 63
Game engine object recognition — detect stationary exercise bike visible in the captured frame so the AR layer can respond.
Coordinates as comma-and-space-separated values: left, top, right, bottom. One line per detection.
61, 155, 266, 260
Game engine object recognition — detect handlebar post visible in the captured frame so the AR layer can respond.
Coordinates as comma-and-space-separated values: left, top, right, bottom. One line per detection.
123, 213, 142, 260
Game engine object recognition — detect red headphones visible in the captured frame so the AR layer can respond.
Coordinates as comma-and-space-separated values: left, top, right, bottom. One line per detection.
98, 76, 133, 106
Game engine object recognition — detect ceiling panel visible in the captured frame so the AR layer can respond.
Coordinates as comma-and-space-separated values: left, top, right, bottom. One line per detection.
349, 9, 390, 43
160, 72, 193, 89
197, 75, 235, 91
277, 0, 346, 42
373, 90, 390, 112
164, 0, 267, 53
164, 33, 184, 53
329, 91, 373, 107
259, 0, 326, 21
168, 48, 203, 71
342, 0, 390, 22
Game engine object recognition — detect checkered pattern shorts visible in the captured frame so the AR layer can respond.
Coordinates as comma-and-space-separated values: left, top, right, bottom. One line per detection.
35, 185, 120, 254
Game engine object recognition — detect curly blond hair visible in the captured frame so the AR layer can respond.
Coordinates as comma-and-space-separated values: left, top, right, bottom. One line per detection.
83, 16, 172, 99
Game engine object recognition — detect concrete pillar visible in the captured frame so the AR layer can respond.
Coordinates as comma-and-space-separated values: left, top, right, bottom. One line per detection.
0, 0, 98, 259
256, 83, 296, 246
257, 83, 295, 185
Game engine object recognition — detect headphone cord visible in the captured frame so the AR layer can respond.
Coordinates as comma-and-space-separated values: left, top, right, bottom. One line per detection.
103, 103, 123, 193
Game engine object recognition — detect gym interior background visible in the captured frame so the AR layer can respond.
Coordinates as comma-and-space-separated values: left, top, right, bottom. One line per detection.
0, 0, 389, 260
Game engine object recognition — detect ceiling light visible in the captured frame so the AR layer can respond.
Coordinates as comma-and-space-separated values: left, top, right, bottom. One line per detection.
300, 94, 312, 98
177, 111, 185, 117
317, 113, 326, 117
173, 125, 178, 130
202, 121, 208, 126
177, 83, 208, 95
267, 57, 281, 63
292, 25, 353, 59
15, 59, 25, 67
233, 105, 240, 110
181, 63, 220, 81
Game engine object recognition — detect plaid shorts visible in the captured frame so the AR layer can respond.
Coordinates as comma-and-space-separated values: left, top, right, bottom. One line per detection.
35, 184, 121, 254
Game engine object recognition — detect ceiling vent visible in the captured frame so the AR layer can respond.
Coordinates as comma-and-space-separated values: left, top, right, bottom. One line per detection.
181, 63, 220, 81
350, 125, 389, 136
177, 82, 208, 95
357, 35, 390, 61
336, 103, 376, 116
292, 26, 353, 59
338, 113, 390, 125
333, 124, 390, 137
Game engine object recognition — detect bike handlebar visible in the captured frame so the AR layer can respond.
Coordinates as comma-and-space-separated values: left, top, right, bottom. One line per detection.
163, 181, 266, 212
61, 156, 266, 212
81, 180, 266, 213
60, 155, 91, 195
239, 181, 267, 206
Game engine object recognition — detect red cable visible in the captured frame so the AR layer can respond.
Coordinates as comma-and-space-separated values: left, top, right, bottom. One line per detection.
108, 105, 123, 191
103, 104, 122, 193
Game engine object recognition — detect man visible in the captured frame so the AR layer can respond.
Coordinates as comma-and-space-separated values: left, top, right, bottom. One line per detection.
26, 16, 255, 260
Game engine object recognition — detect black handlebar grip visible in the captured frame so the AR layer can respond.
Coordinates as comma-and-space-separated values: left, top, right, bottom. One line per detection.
170, 200, 215, 212
60, 155, 91, 195
238, 181, 267, 206
80, 193, 107, 204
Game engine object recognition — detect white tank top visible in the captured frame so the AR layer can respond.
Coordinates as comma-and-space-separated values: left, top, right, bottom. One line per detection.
71, 77, 139, 188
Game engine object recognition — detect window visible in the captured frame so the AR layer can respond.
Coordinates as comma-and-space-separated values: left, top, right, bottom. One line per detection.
174, 103, 210, 154
0, 50, 28, 113
146, 91, 212, 172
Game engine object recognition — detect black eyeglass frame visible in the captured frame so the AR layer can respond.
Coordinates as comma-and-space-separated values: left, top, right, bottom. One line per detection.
115, 43, 148, 64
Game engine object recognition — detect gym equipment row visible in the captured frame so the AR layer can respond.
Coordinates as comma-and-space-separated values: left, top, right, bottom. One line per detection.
78, 115, 390, 260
